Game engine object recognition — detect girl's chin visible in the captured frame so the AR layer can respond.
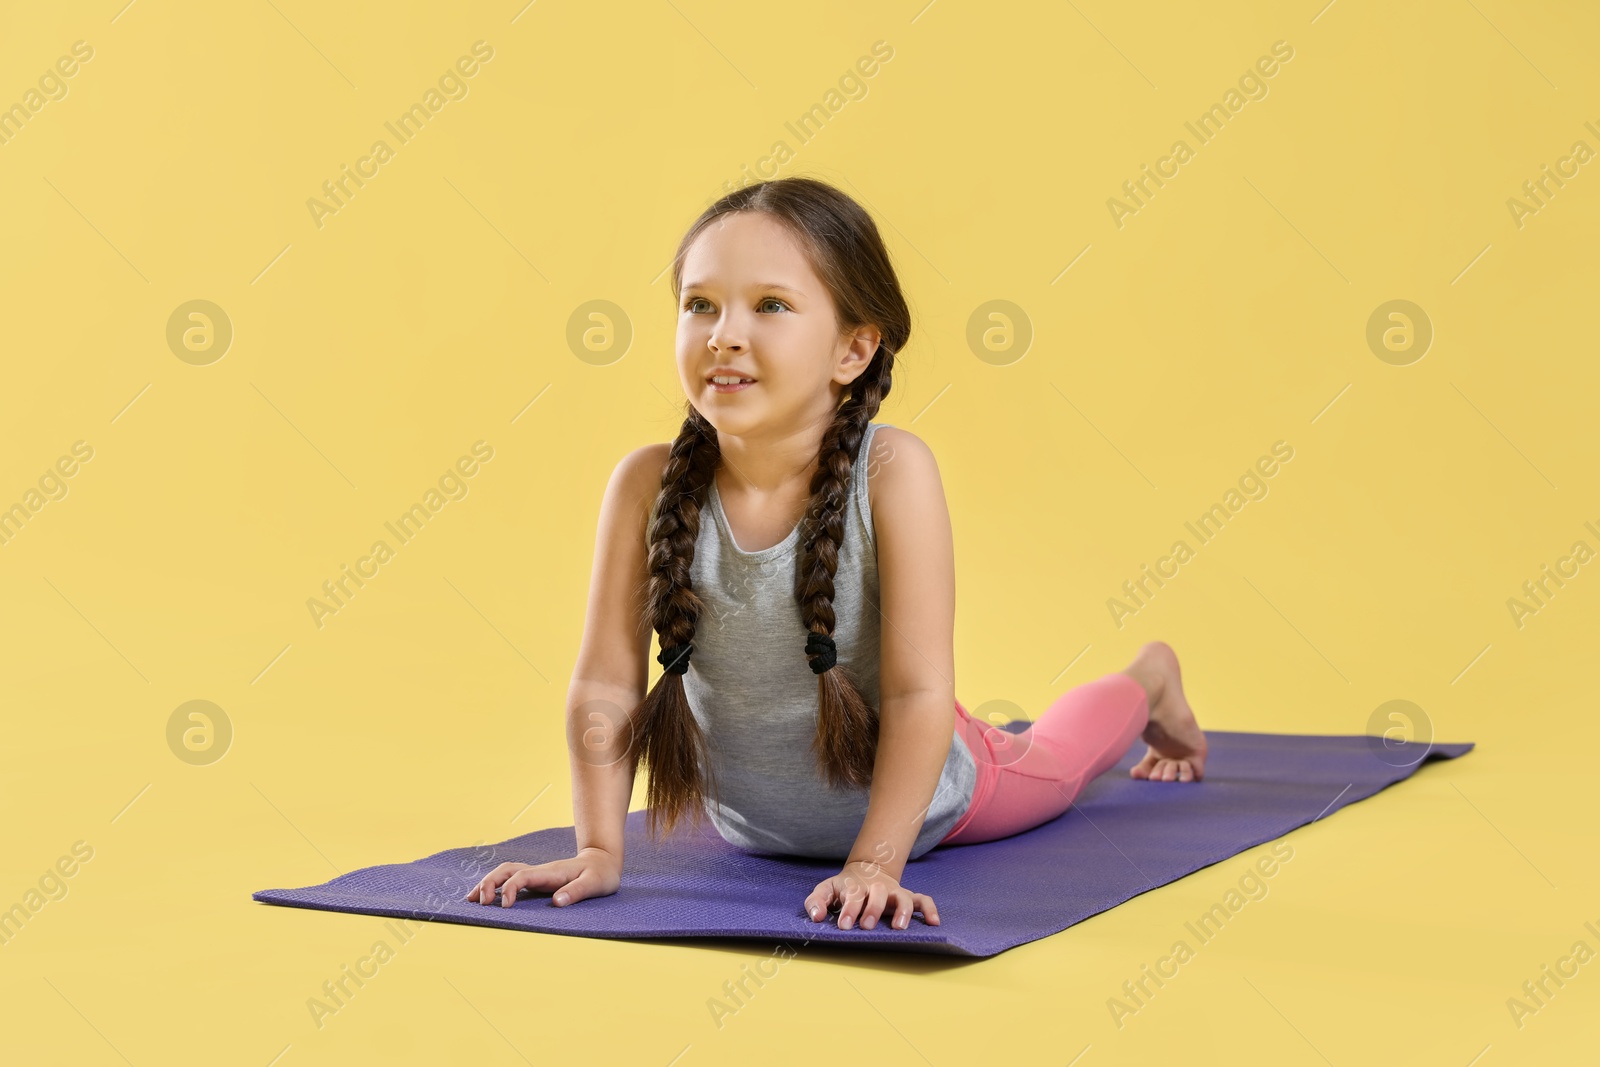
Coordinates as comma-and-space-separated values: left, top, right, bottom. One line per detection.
697, 409, 765, 436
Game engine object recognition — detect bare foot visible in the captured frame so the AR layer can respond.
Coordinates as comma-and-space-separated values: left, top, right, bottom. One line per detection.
1119, 641, 1208, 782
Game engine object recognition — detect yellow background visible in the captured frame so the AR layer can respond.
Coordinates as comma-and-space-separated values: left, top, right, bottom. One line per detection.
2, 0, 1596, 1063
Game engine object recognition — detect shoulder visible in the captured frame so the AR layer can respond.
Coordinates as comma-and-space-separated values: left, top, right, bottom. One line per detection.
611, 442, 673, 528
616, 441, 673, 488
865, 425, 944, 515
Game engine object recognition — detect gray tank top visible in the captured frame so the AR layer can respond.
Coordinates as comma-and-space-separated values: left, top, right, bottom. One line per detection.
664, 420, 977, 861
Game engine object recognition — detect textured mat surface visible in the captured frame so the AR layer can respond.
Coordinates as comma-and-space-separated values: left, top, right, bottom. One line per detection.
253, 728, 1474, 957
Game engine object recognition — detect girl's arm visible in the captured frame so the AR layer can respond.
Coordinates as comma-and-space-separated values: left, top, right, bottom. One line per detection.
565, 443, 668, 864
467, 444, 664, 909
844, 428, 958, 884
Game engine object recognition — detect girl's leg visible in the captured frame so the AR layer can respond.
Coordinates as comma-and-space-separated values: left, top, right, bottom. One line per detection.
940, 672, 1150, 846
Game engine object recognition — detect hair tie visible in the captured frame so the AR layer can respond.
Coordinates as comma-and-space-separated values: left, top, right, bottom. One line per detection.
805, 632, 837, 674
657, 642, 693, 675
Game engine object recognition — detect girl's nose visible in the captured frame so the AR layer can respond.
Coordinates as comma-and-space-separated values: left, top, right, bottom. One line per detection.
708, 317, 748, 353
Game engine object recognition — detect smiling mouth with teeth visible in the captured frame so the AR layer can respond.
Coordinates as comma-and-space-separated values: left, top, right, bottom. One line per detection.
708, 375, 756, 392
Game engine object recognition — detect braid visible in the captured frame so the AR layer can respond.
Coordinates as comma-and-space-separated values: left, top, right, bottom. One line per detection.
796, 347, 894, 789
629, 408, 724, 840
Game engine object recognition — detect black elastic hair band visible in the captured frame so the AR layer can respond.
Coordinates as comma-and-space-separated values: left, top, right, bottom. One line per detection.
657, 643, 693, 675
805, 632, 837, 674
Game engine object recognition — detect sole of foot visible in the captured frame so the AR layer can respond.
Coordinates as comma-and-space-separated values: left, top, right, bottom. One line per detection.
1123, 640, 1208, 783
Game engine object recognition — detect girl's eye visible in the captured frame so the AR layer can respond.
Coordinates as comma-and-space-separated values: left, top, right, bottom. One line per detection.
681, 297, 790, 313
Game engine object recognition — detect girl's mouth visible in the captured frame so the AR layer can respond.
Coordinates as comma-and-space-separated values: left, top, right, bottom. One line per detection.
709, 378, 756, 394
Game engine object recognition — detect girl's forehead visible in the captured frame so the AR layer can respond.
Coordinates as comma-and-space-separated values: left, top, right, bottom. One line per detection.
685, 214, 816, 279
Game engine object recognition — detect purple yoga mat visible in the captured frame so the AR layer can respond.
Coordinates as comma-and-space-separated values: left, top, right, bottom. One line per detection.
253, 728, 1474, 958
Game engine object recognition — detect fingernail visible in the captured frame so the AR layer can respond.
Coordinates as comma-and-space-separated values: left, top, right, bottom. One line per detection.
555, 893, 569, 905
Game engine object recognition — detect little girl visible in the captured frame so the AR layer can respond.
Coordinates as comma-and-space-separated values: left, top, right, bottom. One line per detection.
467, 177, 1207, 932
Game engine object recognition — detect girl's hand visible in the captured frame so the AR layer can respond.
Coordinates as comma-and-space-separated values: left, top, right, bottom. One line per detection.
464, 846, 622, 908
803, 860, 940, 931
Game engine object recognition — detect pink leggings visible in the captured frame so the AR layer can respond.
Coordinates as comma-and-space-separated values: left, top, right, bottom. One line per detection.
939, 672, 1149, 846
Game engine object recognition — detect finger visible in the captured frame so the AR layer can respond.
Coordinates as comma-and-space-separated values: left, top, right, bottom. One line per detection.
805, 878, 841, 922
917, 893, 941, 926
837, 879, 868, 930
497, 870, 531, 907
550, 869, 598, 908
804, 879, 838, 921
466, 864, 518, 903
1163, 759, 1179, 782
498, 865, 563, 908
804, 882, 838, 923
1178, 761, 1193, 783
889, 890, 914, 930
859, 884, 889, 930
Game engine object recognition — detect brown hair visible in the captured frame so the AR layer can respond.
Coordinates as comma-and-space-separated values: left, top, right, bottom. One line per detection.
628, 177, 912, 840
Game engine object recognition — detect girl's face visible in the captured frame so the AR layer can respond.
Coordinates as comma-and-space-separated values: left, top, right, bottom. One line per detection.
675, 211, 879, 437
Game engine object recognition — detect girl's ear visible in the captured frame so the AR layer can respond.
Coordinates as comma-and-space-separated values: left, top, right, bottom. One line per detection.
834, 325, 881, 385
